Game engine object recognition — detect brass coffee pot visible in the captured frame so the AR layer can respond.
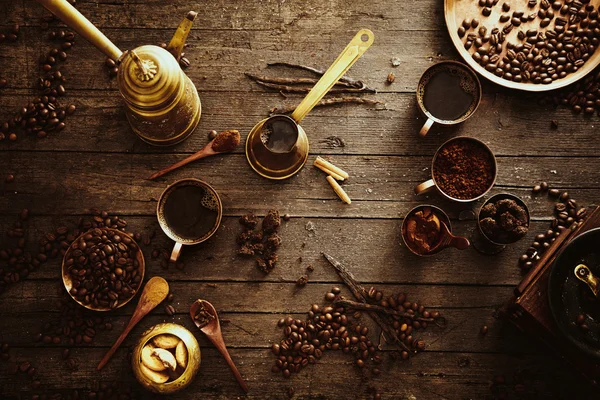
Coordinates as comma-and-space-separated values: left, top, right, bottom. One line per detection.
36, 0, 201, 146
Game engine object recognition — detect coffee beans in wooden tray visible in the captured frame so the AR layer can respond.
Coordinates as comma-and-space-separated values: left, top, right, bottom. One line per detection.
62, 227, 145, 311
445, 0, 600, 91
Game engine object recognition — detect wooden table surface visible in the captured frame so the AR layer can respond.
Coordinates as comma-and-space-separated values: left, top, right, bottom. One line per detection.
1, 0, 599, 399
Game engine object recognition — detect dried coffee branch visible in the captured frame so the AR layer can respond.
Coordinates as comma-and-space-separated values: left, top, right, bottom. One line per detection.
334, 299, 447, 327
244, 72, 359, 89
269, 97, 383, 115
266, 61, 376, 92
323, 253, 411, 352
253, 80, 371, 94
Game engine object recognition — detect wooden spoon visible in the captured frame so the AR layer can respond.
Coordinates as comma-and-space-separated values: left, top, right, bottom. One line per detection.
430, 221, 470, 252
97, 276, 170, 370
148, 130, 240, 180
190, 299, 248, 393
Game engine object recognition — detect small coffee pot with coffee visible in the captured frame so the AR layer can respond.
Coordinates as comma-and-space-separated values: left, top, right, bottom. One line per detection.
36, 0, 201, 146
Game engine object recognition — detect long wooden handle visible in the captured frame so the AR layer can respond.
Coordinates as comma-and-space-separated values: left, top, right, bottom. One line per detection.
218, 341, 248, 392
36, 0, 123, 61
210, 336, 248, 392
97, 311, 142, 370
290, 29, 374, 123
147, 146, 213, 180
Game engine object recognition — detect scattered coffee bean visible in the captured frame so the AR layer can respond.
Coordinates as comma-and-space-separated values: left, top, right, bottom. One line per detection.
480, 325, 489, 335
386, 72, 395, 84
165, 304, 176, 316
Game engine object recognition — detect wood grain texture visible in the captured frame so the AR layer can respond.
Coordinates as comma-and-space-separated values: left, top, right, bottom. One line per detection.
1, 0, 599, 398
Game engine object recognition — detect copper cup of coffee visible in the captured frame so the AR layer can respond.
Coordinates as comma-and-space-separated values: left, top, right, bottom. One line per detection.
414, 136, 497, 202
416, 61, 481, 137
157, 179, 222, 263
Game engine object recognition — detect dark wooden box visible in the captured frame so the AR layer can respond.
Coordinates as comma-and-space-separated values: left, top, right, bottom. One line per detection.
501, 207, 600, 383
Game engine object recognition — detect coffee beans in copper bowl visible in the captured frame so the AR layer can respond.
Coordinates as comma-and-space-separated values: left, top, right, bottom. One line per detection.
432, 137, 496, 201
62, 227, 145, 311
478, 193, 530, 245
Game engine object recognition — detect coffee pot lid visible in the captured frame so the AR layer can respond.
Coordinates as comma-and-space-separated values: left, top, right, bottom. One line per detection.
118, 45, 182, 110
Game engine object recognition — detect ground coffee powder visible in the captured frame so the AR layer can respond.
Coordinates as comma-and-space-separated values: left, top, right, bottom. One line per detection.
433, 138, 495, 200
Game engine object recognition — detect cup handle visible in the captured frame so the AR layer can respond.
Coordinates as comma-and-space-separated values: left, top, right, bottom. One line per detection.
170, 242, 183, 263
414, 179, 435, 195
419, 118, 434, 137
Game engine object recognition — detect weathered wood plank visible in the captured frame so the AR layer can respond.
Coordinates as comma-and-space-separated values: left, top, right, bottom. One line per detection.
0, 347, 593, 399
1, 0, 447, 32
0, 216, 558, 285
0, 308, 535, 355
0, 281, 513, 313
0, 152, 597, 217
0, 89, 596, 157
0, 23, 453, 93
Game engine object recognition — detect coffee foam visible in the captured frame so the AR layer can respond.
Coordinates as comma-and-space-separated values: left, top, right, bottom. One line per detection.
201, 190, 219, 212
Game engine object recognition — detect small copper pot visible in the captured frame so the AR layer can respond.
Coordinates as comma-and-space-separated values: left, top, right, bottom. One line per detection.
401, 204, 453, 256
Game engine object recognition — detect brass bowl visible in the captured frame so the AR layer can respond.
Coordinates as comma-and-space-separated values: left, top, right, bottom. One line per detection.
132, 323, 201, 394
61, 228, 145, 311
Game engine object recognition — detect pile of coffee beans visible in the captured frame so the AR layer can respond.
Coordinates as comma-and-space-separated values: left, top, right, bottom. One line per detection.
0, 210, 58, 294
458, 0, 600, 85
35, 284, 113, 346
64, 227, 143, 309
360, 287, 443, 356
545, 66, 600, 115
192, 302, 215, 328
519, 183, 587, 270
270, 287, 443, 379
0, 15, 77, 142
271, 287, 381, 379
237, 210, 283, 273
7, 359, 37, 379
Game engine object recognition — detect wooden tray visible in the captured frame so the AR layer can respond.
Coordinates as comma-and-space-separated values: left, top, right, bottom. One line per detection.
444, 0, 600, 92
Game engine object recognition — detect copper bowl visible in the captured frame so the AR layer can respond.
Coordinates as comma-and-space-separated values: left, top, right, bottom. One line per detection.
61, 228, 145, 311
401, 204, 453, 257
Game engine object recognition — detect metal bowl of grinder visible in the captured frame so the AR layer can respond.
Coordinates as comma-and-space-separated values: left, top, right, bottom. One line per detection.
548, 227, 600, 360
245, 115, 309, 180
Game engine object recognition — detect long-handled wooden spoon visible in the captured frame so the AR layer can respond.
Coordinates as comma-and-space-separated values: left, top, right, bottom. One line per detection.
148, 130, 240, 180
97, 276, 170, 370
190, 299, 248, 393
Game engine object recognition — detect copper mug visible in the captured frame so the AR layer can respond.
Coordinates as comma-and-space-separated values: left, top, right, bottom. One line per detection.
414, 136, 497, 202
416, 61, 482, 137
157, 179, 222, 263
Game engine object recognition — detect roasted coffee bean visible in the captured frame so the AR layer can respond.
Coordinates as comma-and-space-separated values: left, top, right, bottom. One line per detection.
165, 304, 175, 316
549, 188, 561, 197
